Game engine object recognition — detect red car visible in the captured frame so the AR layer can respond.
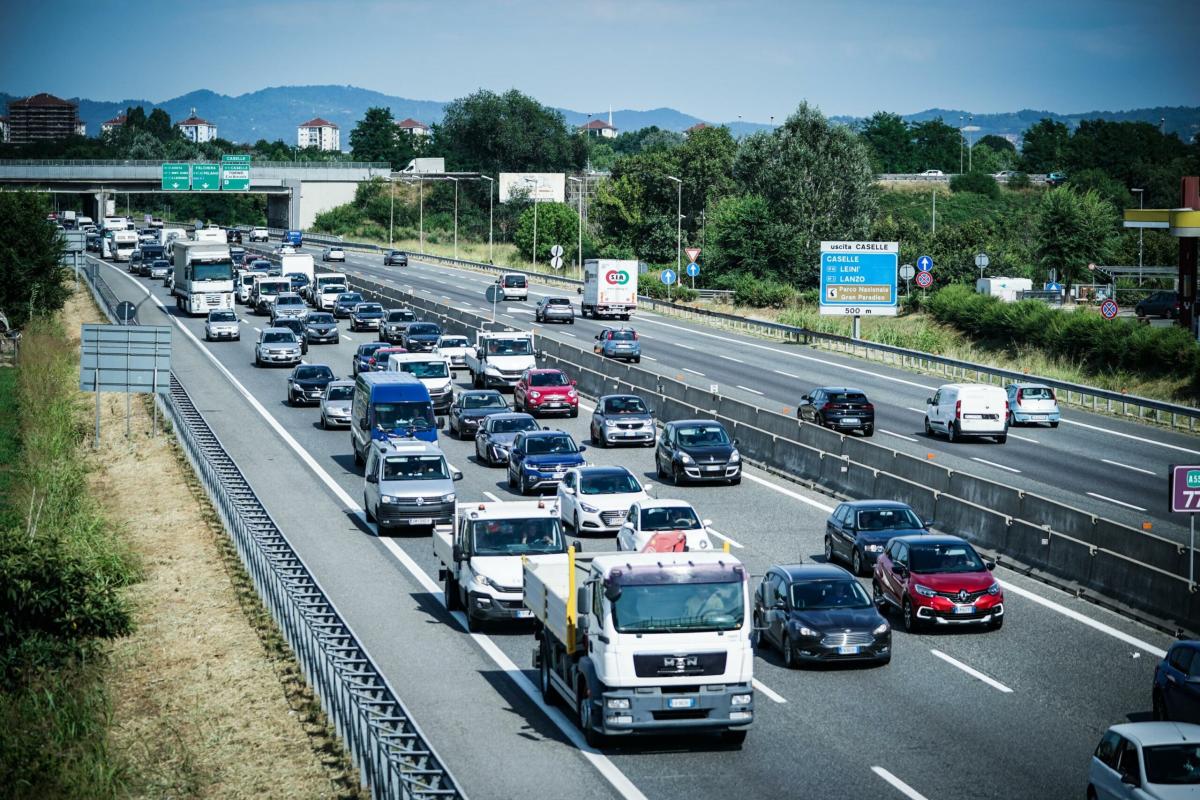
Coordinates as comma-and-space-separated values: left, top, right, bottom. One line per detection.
369, 346, 407, 371
872, 534, 1004, 633
514, 368, 579, 418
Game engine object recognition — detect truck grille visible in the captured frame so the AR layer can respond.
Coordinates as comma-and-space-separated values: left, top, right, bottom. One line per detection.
633, 652, 727, 678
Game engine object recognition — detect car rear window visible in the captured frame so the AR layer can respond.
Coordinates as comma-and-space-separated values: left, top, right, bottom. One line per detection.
607, 330, 636, 341
827, 392, 867, 403
548, 298, 569, 305
504, 275, 526, 287
1019, 387, 1054, 400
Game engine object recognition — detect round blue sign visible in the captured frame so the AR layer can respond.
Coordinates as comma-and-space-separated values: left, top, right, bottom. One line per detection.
686, 263, 700, 277
917, 255, 934, 272
661, 269, 677, 285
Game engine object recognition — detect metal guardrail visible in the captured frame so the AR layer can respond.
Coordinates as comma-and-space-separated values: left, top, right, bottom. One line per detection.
78, 260, 464, 800
877, 172, 1049, 184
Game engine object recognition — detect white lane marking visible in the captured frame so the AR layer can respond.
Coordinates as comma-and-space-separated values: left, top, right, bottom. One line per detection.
560, 331, 577, 338
1085, 491, 1147, 512
751, 679, 787, 704
871, 767, 931, 800
1007, 432, 1039, 444
501, 314, 514, 319
1102, 458, 1156, 477
642, 356, 657, 362
683, 368, 705, 377
98, 261, 649, 800
706, 527, 743, 549
773, 370, 801, 379
930, 649, 1013, 693
253, 326, 261, 332
675, 343, 695, 350
997, 580, 1167, 658
344, 334, 354, 341
971, 457, 1020, 474
905, 407, 926, 414
737, 385, 765, 396
718, 354, 741, 362
1062, 417, 1200, 457
240, 318, 250, 324
880, 429, 918, 443
483, 491, 501, 502
742, 472, 834, 513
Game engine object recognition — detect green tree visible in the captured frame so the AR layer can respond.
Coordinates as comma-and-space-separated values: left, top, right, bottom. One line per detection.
0, 193, 69, 325
910, 118, 961, 173
349, 106, 416, 168
859, 111, 914, 173
1020, 118, 1069, 173
705, 193, 797, 283
949, 171, 1000, 198
677, 126, 737, 235
593, 148, 682, 263
976, 134, 1016, 154
513, 201, 589, 263
433, 89, 584, 174
1034, 187, 1118, 287
145, 108, 174, 141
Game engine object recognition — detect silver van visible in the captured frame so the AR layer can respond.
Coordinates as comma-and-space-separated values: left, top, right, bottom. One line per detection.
363, 439, 463, 531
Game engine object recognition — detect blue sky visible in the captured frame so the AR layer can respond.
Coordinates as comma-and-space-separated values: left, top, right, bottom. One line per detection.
3, 0, 1197, 120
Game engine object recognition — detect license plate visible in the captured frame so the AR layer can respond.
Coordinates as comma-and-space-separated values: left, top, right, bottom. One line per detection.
965, 414, 983, 419
669, 697, 696, 709
954, 604, 974, 614
552, 471, 565, 479
837, 646, 861, 655
704, 466, 721, 472
409, 517, 433, 526
547, 402, 563, 408
1032, 415, 1046, 420
515, 609, 533, 619
842, 417, 860, 425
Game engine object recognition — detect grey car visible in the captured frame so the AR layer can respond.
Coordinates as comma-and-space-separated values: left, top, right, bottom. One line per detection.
535, 297, 575, 324
589, 393, 656, 447
204, 309, 240, 342
304, 312, 340, 344
363, 439, 463, 532
594, 327, 641, 362
379, 308, 415, 344
350, 302, 385, 331
320, 380, 355, 429
333, 292, 364, 318
271, 292, 309, 323
474, 412, 540, 466
255, 328, 303, 367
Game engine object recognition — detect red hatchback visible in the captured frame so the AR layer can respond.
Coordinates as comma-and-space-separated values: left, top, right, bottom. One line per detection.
872, 534, 1004, 633
514, 369, 579, 418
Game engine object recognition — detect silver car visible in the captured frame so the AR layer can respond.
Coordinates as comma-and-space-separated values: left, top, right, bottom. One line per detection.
320, 380, 355, 429
204, 309, 240, 342
322, 246, 346, 262
255, 327, 303, 367
271, 292, 309, 323
363, 439, 463, 532
1005, 383, 1061, 428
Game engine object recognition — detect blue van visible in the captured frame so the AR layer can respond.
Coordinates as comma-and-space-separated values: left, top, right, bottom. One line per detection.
351, 372, 442, 465
284, 229, 303, 248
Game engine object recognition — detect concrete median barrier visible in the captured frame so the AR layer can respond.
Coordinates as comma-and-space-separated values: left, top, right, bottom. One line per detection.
1046, 533, 1097, 590
1088, 548, 1198, 631
1003, 520, 1054, 572
946, 473, 1023, 519
884, 452, 953, 494
817, 456, 877, 498
728, 422, 777, 464
1019, 492, 1096, 541
872, 472, 939, 522
934, 494, 1010, 551
1095, 519, 1190, 578
773, 439, 825, 483
717, 397, 765, 429
795, 422, 847, 458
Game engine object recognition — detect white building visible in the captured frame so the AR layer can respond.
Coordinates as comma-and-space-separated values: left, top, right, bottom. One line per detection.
176, 108, 217, 143
395, 117, 431, 137
101, 114, 126, 135
0, 117, 8, 143
297, 117, 340, 151
578, 119, 617, 139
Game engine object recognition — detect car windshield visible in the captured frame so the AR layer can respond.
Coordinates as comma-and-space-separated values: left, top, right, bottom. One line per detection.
326, 385, 353, 401
294, 366, 333, 380
277, 320, 302, 333
676, 424, 730, 446
308, 313, 335, 325
375, 401, 435, 431
503, 275, 525, 287
399, 360, 449, 379
790, 579, 872, 610
909, 543, 986, 574
604, 396, 647, 415
259, 282, 284, 296
471, 518, 562, 557
580, 471, 641, 495
338, 293, 362, 304
1143, 743, 1200, 785
464, 394, 506, 410
529, 372, 569, 387
408, 324, 440, 336
440, 337, 468, 348
263, 332, 295, 344
1019, 387, 1054, 400
323, 284, 347, 294
855, 507, 923, 531
607, 330, 636, 341
525, 435, 577, 455
356, 304, 383, 314
383, 455, 449, 480
612, 580, 743, 633
640, 506, 702, 531
277, 296, 303, 306
388, 310, 414, 322
491, 417, 539, 434
209, 311, 236, 322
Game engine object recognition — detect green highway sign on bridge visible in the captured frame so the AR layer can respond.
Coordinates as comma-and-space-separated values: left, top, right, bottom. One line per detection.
220, 155, 251, 191
191, 163, 220, 191
161, 163, 190, 191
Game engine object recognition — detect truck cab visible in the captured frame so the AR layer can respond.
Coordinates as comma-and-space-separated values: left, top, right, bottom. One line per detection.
465, 331, 537, 390
363, 439, 462, 533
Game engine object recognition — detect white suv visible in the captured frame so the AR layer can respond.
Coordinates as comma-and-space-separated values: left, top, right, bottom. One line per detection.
249, 227, 270, 242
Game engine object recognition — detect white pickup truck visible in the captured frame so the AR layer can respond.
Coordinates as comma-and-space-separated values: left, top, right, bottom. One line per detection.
525, 549, 754, 747
464, 330, 537, 390
434, 500, 570, 632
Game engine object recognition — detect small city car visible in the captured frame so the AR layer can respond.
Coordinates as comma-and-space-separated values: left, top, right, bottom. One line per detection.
271, 318, 309, 355
1089, 722, 1200, 799
350, 302, 386, 331
1004, 383, 1060, 427
320, 380, 355, 429
616, 499, 713, 553
286, 364, 335, 406
589, 394, 655, 447
304, 312, 340, 345
797, 387, 875, 436
204, 309, 240, 341
514, 369, 579, 418
322, 246, 346, 262
655, 419, 741, 485
593, 327, 641, 363
557, 466, 648, 534
534, 297, 575, 324
872, 534, 1004, 633
825, 500, 929, 576
333, 292, 364, 318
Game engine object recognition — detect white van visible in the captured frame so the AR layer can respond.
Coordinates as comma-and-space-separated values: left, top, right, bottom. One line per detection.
387, 353, 454, 414
924, 383, 1008, 443
497, 273, 528, 301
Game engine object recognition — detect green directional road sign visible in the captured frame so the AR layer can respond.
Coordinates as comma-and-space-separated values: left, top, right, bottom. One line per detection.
161, 163, 190, 191
220, 154, 251, 191
191, 163, 220, 191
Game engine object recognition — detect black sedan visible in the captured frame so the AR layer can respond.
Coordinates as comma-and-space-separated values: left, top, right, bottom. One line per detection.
825, 500, 929, 576
797, 387, 875, 437
383, 250, 409, 267
333, 292, 364, 318
286, 364, 335, 406
352, 342, 386, 375
349, 302, 385, 331
654, 419, 740, 485
448, 390, 508, 439
401, 322, 442, 352
754, 563, 891, 667
589, 393, 655, 447
379, 308, 415, 344
272, 318, 309, 354
304, 312, 340, 345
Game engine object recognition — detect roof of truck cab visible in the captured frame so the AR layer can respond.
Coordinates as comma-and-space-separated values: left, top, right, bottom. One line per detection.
588, 551, 743, 571
459, 500, 559, 521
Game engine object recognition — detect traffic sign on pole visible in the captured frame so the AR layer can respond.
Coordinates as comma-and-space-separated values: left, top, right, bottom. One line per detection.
917, 255, 934, 272
974, 252, 990, 268
1169, 464, 1200, 585
819, 241, 899, 316
899, 264, 915, 280
191, 163, 219, 191
550, 244, 564, 258
161, 163, 190, 191
1100, 298, 1119, 319
686, 262, 700, 278
915, 270, 934, 289
220, 154, 251, 191
550, 256, 564, 270
685, 247, 701, 263
661, 268, 677, 285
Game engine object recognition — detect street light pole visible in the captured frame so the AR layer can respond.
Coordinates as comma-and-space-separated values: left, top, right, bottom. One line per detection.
388, 177, 394, 248
666, 175, 682, 278
449, 177, 459, 260
419, 177, 424, 252
967, 114, 974, 172
481, 175, 495, 264
568, 176, 583, 279
1132, 188, 1145, 284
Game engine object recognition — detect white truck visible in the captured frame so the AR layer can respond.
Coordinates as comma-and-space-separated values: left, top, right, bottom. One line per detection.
435, 500, 570, 632
110, 229, 139, 262
524, 550, 754, 746
280, 252, 315, 283
251, 275, 293, 314
387, 352, 454, 413
581, 259, 638, 320
193, 226, 226, 243
464, 330, 537, 390
170, 240, 235, 314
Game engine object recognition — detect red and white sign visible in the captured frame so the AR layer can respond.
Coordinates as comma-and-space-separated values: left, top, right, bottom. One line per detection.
685, 247, 702, 263
1100, 298, 1119, 319
915, 270, 934, 288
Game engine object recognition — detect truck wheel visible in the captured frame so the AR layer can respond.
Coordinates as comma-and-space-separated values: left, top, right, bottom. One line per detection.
539, 640, 559, 705
353, 442, 364, 467
444, 574, 461, 611
721, 730, 748, 747
577, 686, 605, 748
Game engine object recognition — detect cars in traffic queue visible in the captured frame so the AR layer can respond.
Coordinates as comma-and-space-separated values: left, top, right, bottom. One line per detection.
236, 272, 259, 304
252, 275, 293, 314
127, 249, 143, 273
506, 430, 587, 495
314, 282, 347, 310
754, 564, 891, 668
589, 393, 655, 447
1137, 290, 1182, 320
557, 465, 648, 535
320, 380, 355, 429
1089, 722, 1200, 799
872, 534, 1004, 633
322, 246, 346, 262
825, 500, 930, 576
655, 419, 741, 485
148, 258, 172, 280
496, 273, 528, 301
514, 368, 579, 418
924, 383, 1008, 443
400, 321, 443, 353
303, 311, 340, 345
350, 372, 442, 465
593, 327, 641, 363
286, 364, 336, 406
616, 499, 714, 553
379, 308, 416, 344
447, 389, 508, 439
204, 309, 240, 342
249, 227, 269, 242
1005, 383, 1061, 427
474, 412, 540, 466
352, 342, 386, 375
162, 266, 175, 289
383, 250, 408, 267
465, 331, 537, 390
363, 438, 461, 533
270, 292, 309, 323
1153, 641, 1200, 724
349, 302, 386, 331
254, 327, 303, 367
534, 297, 576, 324
797, 387, 875, 437
246, 258, 273, 275
434, 335, 471, 370
370, 346, 407, 372
333, 291, 364, 318
271, 318, 309, 355
387, 353, 454, 413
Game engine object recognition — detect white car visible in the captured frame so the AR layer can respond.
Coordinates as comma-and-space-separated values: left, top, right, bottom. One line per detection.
274, 245, 296, 256
434, 335, 472, 370
920, 169, 945, 176
204, 309, 240, 341
322, 246, 346, 262
557, 465, 649, 534
249, 227, 270, 242
616, 499, 714, 553
1088, 721, 1200, 799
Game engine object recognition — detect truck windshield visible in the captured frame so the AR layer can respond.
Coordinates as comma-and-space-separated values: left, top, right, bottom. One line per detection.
375, 402, 435, 431
471, 518, 562, 556
192, 260, 233, 281
612, 581, 744, 633
487, 338, 532, 355
259, 283, 284, 296
399, 361, 449, 379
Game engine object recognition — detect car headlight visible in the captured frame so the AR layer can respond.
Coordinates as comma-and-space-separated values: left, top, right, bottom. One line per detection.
913, 583, 936, 598
475, 574, 492, 587
381, 495, 397, 504
567, 389, 577, 398
729, 449, 741, 463
796, 625, 818, 637
579, 502, 599, 513
987, 582, 1001, 595
872, 622, 890, 635
529, 391, 541, 399
731, 693, 752, 706
442, 493, 456, 504
680, 452, 695, 464
606, 698, 631, 710
604, 419, 618, 427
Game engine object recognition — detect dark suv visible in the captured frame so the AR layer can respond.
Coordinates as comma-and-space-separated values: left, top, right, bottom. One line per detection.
797, 387, 875, 437
1153, 640, 1200, 723
401, 322, 442, 352
872, 535, 1004, 633
825, 500, 928, 576
379, 308, 416, 344
655, 419, 740, 485
506, 430, 587, 495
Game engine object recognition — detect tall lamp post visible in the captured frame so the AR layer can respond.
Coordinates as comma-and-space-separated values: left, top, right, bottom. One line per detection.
958, 115, 965, 173
388, 176, 395, 248
480, 174, 495, 264
967, 115, 975, 172
447, 177, 460, 260
567, 176, 583, 278
666, 175, 683, 279
1132, 187, 1145, 284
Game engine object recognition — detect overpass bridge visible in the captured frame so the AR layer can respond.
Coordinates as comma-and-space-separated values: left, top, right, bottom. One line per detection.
0, 159, 391, 228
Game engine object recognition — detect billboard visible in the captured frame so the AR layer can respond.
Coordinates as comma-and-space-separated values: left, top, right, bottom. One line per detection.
499, 172, 565, 204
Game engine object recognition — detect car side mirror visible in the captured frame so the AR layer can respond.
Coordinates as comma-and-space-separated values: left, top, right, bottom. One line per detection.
452, 470, 463, 481
773, 598, 787, 610
452, 544, 463, 563
926, 397, 934, 405
985, 560, 996, 571
732, 438, 739, 448
702, 518, 713, 527
570, 379, 578, 386
573, 541, 583, 553
923, 518, 934, 529
800, 394, 810, 402
576, 585, 591, 619
578, 444, 587, 452
365, 472, 378, 484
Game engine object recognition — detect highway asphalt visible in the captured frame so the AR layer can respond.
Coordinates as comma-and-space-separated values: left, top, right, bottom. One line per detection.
92, 252, 1183, 800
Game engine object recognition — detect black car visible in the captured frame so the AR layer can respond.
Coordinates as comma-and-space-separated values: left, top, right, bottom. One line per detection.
227, 229, 243, 245
272, 318, 309, 354
383, 250, 409, 267
655, 419, 740, 485
333, 292, 364, 318
286, 364, 335, 406
304, 312, 340, 344
448, 390, 508, 439
350, 302, 385, 331
401, 322, 442, 352
797, 387, 875, 437
534, 297, 575, 324
1136, 290, 1181, 320
754, 563, 891, 667
589, 393, 655, 447
825, 500, 929, 576
287, 272, 311, 294
379, 308, 416, 344
352, 342, 386, 375
247, 258, 273, 275
474, 412, 540, 466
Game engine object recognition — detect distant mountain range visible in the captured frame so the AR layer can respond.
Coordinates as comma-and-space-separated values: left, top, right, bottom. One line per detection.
2, 85, 1197, 148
